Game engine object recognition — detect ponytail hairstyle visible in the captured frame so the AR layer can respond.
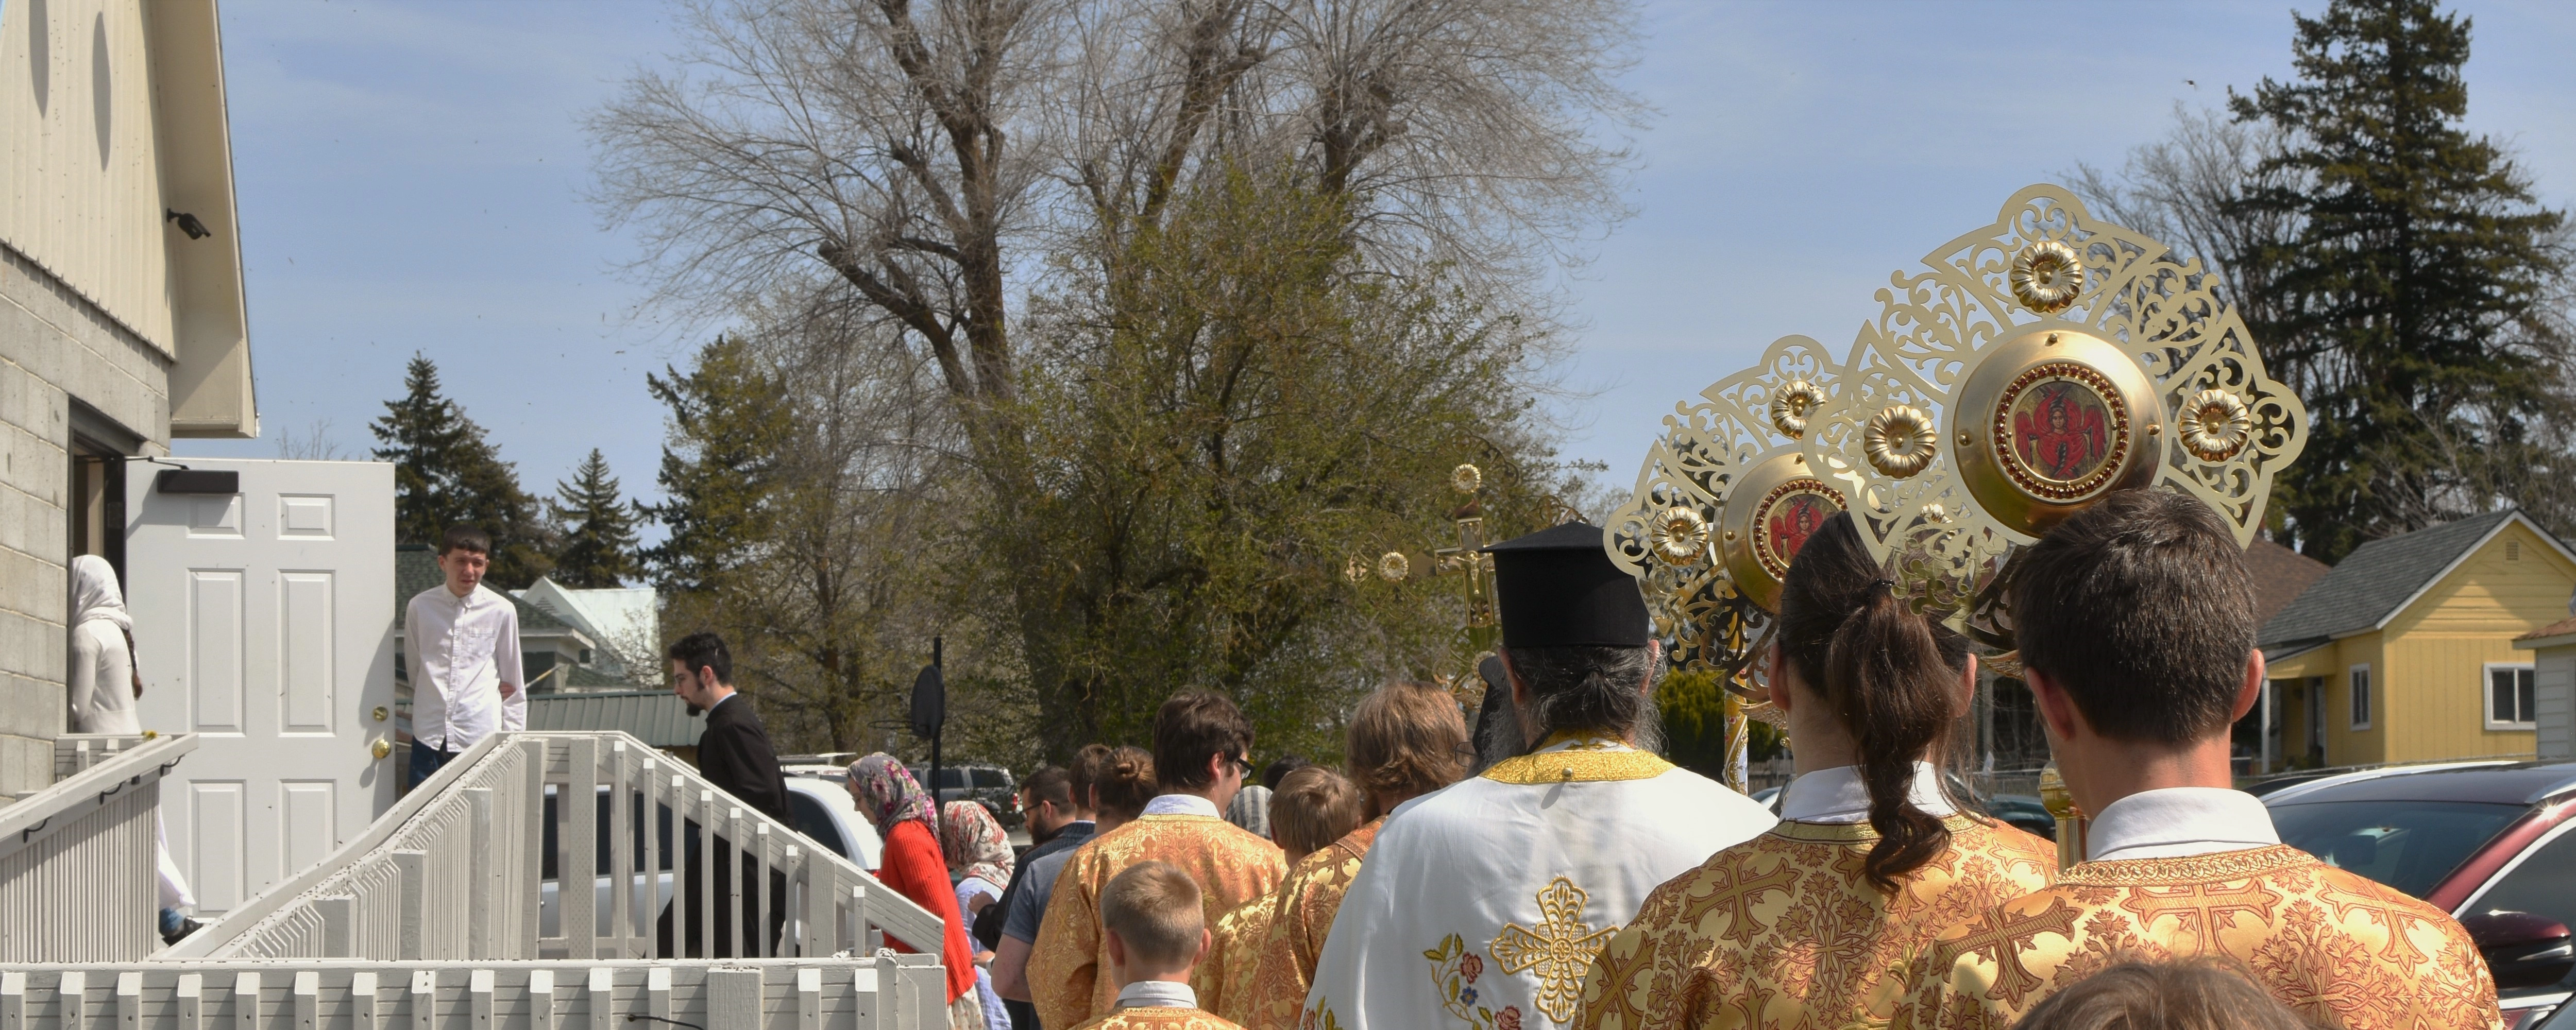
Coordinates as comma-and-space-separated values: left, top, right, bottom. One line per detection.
1774, 511, 1972, 890
1092, 746, 1159, 821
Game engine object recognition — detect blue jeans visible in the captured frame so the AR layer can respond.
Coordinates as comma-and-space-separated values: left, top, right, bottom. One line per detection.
410, 738, 459, 789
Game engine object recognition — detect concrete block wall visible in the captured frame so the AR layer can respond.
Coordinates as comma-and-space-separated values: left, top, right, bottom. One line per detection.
0, 244, 171, 799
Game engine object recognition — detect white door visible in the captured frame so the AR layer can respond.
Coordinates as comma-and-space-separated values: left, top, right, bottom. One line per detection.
126, 458, 398, 916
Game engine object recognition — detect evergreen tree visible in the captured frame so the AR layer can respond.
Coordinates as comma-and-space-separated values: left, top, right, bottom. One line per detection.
370, 355, 555, 587
548, 450, 641, 589
2231, 0, 2569, 560
640, 336, 791, 593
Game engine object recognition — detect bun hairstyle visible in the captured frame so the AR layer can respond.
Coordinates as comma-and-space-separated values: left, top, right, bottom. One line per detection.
1774, 511, 1972, 889
1094, 746, 1159, 821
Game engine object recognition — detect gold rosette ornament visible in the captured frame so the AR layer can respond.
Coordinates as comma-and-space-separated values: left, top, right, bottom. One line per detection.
1800, 184, 2309, 629
1451, 463, 1483, 494
2009, 239, 2084, 313
1862, 405, 1939, 477
1770, 379, 1826, 439
1649, 506, 1709, 564
1377, 551, 1411, 582
2180, 389, 2254, 462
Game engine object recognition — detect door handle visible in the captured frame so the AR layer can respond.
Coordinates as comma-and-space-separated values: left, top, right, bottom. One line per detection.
371, 737, 392, 760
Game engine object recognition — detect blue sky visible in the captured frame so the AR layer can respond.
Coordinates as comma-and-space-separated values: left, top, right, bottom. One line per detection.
181, 1, 2576, 528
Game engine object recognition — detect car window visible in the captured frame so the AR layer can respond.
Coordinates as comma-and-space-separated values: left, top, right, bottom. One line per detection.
935, 768, 967, 789
2469, 823, 2576, 928
2269, 800, 2524, 899
789, 791, 851, 860
972, 769, 1010, 788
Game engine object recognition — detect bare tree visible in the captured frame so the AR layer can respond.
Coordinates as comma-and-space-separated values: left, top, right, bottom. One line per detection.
273, 419, 347, 461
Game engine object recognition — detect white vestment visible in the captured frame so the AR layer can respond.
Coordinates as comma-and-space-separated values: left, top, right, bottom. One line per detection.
1302, 735, 1776, 1030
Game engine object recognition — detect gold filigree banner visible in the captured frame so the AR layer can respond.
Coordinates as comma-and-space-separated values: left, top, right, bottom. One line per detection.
1800, 183, 2310, 619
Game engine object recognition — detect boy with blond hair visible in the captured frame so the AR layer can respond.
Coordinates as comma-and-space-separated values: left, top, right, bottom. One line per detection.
1195, 767, 1366, 1021
1065, 861, 1243, 1030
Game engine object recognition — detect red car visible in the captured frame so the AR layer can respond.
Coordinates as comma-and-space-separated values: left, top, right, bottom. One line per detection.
2261, 761, 2576, 1028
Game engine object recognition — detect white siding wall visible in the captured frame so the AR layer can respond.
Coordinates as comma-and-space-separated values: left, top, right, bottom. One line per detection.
2536, 644, 2575, 761
0, 0, 178, 354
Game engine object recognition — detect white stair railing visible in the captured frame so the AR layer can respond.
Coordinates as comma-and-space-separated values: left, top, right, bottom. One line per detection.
164, 732, 947, 964
0, 955, 948, 1028
0, 734, 196, 962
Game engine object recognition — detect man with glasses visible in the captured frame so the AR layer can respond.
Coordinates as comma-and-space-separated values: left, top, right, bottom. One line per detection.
1029, 692, 1290, 1029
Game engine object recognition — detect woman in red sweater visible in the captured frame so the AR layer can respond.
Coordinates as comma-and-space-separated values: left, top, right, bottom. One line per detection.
846, 753, 984, 1029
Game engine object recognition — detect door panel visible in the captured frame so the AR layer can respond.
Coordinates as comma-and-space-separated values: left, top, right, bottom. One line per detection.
188, 570, 243, 733
131, 459, 397, 916
189, 782, 245, 911
280, 572, 334, 733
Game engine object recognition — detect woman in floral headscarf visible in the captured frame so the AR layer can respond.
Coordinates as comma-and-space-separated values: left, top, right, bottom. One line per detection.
943, 800, 1015, 1030
846, 754, 982, 1029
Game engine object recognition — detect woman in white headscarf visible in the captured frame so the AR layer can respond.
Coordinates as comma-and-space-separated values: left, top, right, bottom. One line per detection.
67, 555, 200, 941
67, 555, 140, 734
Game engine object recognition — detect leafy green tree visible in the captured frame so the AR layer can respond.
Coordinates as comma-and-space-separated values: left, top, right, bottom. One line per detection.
1004, 169, 1594, 761
1655, 668, 1785, 779
548, 449, 641, 589
2230, 0, 2570, 560
370, 355, 554, 587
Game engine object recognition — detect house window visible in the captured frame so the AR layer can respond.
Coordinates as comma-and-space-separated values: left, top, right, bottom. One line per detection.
2349, 665, 2372, 730
2487, 663, 2538, 730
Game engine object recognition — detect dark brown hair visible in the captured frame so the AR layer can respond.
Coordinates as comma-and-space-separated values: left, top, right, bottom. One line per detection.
1776, 512, 1971, 889
439, 524, 492, 556
1070, 743, 1113, 813
1093, 746, 1158, 820
1347, 681, 1469, 819
2008, 957, 2315, 1030
1022, 765, 1074, 811
1154, 691, 1255, 792
2011, 489, 2257, 745
1269, 766, 1365, 859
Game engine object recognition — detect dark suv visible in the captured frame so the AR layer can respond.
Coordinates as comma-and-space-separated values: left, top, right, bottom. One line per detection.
934, 763, 1022, 830
2262, 761, 2576, 1030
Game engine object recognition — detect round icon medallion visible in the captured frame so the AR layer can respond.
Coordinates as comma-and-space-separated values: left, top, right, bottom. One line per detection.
1752, 479, 1844, 579
1992, 361, 2132, 502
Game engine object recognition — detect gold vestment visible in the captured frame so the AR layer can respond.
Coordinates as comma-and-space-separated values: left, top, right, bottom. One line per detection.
1064, 1006, 1250, 1030
1897, 845, 2502, 1030
1239, 818, 1386, 1030
1195, 888, 1280, 1022
1031, 814, 1290, 1030
1573, 815, 2056, 1030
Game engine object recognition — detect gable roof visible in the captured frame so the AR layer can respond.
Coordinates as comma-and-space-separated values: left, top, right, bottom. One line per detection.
2258, 510, 2562, 648
2245, 539, 2331, 628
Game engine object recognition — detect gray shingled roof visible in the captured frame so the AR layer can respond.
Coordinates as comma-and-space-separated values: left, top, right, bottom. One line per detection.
524, 690, 698, 747
2257, 509, 2520, 649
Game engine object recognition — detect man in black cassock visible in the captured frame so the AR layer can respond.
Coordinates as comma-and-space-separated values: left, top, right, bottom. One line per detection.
656, 631, 792, 957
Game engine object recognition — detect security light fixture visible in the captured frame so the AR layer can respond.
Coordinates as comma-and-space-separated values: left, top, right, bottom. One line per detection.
164, 209, 210, 240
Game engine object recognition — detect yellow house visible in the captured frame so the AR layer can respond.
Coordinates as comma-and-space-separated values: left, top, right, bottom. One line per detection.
2256, 510, 2576, 770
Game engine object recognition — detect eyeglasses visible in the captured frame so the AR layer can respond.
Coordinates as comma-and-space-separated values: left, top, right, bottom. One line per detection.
1229, 756, 1255, 778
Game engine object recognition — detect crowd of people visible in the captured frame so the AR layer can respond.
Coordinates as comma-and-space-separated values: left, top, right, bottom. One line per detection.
376, 486, 2505, 1030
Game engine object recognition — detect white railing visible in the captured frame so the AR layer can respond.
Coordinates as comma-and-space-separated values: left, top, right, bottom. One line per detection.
0, 734, 196, 963
0, 956, 949, 1028
165, 732, 947, 964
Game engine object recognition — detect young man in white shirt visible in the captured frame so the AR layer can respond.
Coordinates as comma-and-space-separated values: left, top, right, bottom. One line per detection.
404, 525, 524, 788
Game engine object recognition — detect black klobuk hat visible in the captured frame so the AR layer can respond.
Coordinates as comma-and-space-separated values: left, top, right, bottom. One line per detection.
1484, 520, 1652, 648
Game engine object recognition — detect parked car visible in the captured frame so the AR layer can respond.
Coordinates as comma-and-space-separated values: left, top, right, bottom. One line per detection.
538, 774, 888, 941
1973, 794, 2057, 842
781, 765, 888, 869
933, 763, 1023, 830
2263, 761, 2576, 1029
